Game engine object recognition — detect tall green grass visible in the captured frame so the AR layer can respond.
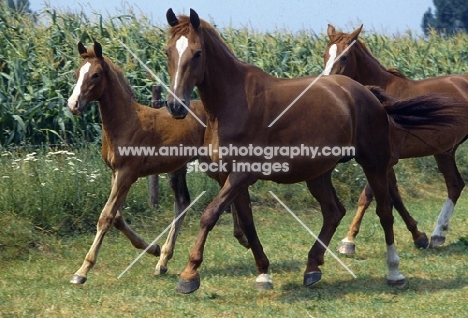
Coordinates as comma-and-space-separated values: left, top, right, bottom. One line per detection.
1, 4, 468, 146
2, 4, 468, 259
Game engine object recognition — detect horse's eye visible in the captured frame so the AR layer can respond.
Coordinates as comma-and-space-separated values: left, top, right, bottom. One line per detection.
341, 55, 348, 62
193, 50, 202, 59
92, 73, 99, 79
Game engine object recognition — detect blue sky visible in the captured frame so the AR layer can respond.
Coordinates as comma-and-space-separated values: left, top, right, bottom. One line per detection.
30, 0, 435, 35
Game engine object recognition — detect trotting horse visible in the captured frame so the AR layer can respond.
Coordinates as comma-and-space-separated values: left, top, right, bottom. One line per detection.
67, 41, 249, 284
324, 24, 468, 254
163, 9, 467, 293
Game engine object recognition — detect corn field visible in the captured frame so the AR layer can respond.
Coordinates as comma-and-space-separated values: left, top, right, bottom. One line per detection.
1, 3, 468, 147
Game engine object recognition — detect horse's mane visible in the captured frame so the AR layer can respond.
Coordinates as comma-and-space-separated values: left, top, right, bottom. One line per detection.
169, 15, 240, 62
80, 47, 136, 100
330, 32, 408, 79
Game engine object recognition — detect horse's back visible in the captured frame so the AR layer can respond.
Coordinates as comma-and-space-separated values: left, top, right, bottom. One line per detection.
392, 74, 468, 101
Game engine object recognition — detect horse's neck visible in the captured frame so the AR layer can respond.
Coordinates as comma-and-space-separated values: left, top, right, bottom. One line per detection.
354, 44, 398, 89
198, 32, 247, 117
98, 82, 139, 140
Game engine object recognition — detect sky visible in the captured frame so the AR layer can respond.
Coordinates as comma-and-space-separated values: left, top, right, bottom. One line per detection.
29, 0, 435, 35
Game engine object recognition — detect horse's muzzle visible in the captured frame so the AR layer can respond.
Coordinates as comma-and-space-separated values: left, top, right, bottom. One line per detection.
167, 99, 189, 119
67, 99, 85, 115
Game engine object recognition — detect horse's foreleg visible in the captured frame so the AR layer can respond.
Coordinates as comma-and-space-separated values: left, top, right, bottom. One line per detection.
70, 170, 137, 284
155, 167, 190, 275
337, 183, 373, 255
431, 152, 464, 247
231, 189, 271, 289
176, 172, 255, 294
305, 170, 346, 287
365, 168, 405, 287
230, 203, 250, 249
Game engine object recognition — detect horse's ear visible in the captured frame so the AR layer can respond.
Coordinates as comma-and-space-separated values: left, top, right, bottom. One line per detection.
190, 8, 200, 30
166, 8, 179, 27
348, 24, 363, 43
78, 42, 87, 55
94, 41, 103, 59
327, 24, 336, 37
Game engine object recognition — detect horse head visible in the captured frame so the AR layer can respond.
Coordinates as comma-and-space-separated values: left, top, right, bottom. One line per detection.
323, 24, 363, 77
67, 41, 107, 115
165, 8, 205, 119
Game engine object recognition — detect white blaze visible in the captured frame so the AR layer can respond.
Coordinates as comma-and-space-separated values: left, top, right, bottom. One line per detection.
173, 36, 189, 90
323, 44, 337, 75
68, 62, 91, 111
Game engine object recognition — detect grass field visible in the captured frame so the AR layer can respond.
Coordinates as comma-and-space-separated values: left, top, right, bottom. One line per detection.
2, 153, 468, 317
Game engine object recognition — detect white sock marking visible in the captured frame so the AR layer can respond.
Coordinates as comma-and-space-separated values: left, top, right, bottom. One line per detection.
68, 62, 91, 111
323, 44, 337, 75
386, 244, 404, 281
255, 273, 273, 284
173, 36, 189, 91
432, 198, 454, 238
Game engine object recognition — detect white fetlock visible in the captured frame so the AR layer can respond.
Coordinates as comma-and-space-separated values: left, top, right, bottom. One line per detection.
255, 273, 273, 289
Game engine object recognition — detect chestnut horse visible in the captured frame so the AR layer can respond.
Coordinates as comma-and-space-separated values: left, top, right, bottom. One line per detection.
324, 24, 468, 254
67, 41, 249, 284
164, 9, 467, 293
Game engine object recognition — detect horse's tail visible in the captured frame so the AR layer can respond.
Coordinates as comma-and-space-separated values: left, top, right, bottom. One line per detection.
367, 86, 467, 130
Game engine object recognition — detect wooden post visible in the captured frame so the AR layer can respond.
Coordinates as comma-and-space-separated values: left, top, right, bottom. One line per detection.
149, 85, 162, 206
152, 85, 163, 108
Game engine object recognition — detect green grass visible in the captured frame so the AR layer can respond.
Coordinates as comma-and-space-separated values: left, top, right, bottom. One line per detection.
2, 149, 468, 316
1, 3, 468, 147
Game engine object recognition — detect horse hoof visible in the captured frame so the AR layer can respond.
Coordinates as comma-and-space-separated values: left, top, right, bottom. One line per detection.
337, 241, 356, 255
303, 271, 322, 287
70, 274, 87, 284
255, 274, 273, 290
387, 278, 406, 288
429, 235, 445, 248
176, 277, 200, 294
238, 238, 251, 249
414, 232, 429, 249
151, 244, 161, 257
154, 266, 167, 275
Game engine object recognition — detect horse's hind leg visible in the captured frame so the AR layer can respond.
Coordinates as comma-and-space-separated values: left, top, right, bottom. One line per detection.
70, 170, 140, 284
304, 169, 346, 287
155, 166, 190, 275
337, 183, 373, 255
431, 151, 464, 247
113, 209, 161, 256
364, 168, 405, 287
387, 168, 428, 249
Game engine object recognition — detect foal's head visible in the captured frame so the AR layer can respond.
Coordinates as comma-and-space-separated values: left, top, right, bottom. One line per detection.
68, 42, 108, 115
165, 8, 205, 119
323, 24, 363, 77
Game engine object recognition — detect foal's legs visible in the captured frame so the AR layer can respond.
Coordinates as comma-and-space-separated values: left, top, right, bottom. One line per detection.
71, 170, 159, 284
176, 172, 263, 294
431, 151, 464, 247
155, 167, 191, 275
304, 170, 346, 286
